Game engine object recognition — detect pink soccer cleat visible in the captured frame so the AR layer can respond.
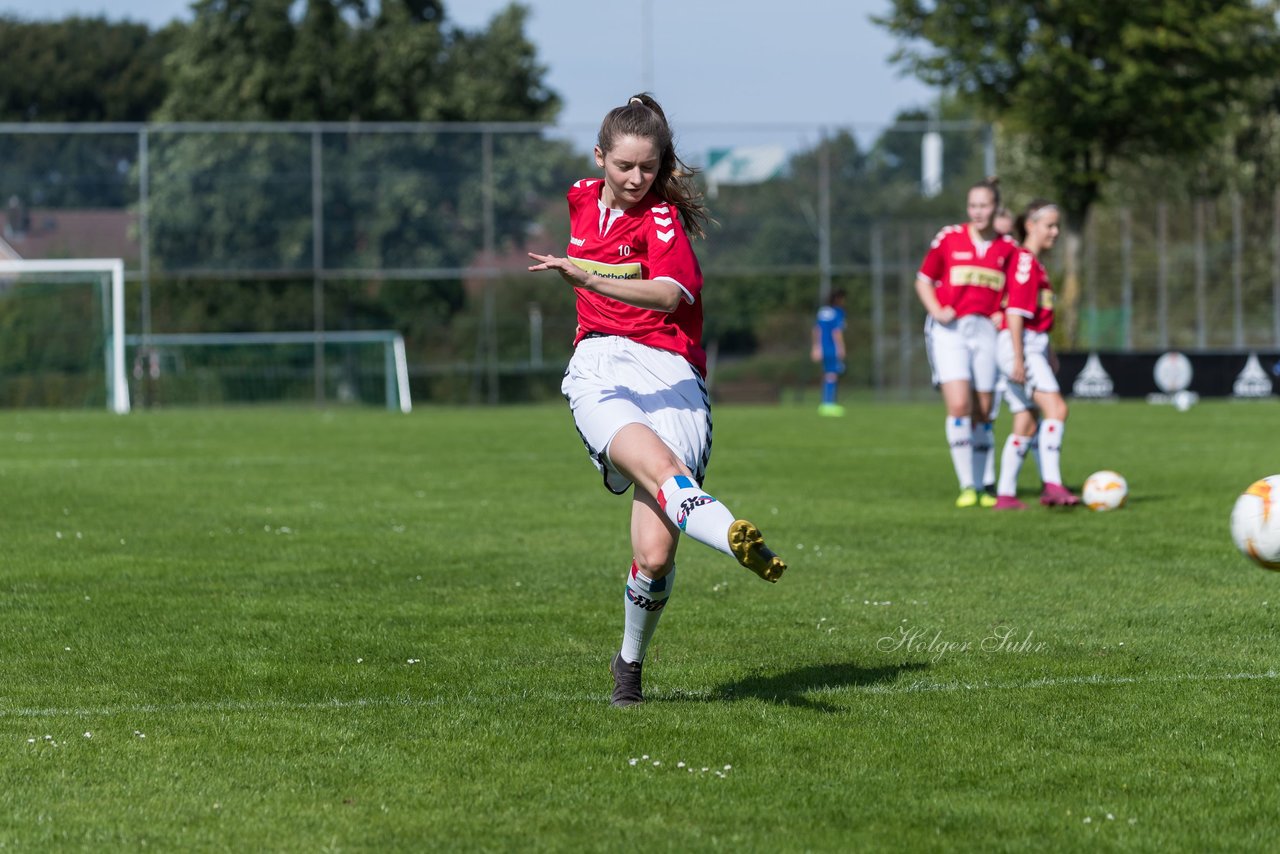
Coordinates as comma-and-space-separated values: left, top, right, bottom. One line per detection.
993, 495, 1028, 511
1040, 482, 1081, 506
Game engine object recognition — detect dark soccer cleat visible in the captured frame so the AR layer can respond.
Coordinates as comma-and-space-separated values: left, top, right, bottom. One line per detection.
728, 519, 787, 583
610, 653, 644, 708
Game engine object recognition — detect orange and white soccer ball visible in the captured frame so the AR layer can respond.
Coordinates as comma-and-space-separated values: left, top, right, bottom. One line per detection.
1230, 476, 1280, 571
1082, 470, 1128, 511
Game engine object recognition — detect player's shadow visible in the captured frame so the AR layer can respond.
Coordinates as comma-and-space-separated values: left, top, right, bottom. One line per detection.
711, 661, 931, 713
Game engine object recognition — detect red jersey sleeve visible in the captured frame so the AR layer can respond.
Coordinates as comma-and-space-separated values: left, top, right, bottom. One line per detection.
644, 202, 702, 304
1004, 249, 1040, 319
918, 226, 959, 285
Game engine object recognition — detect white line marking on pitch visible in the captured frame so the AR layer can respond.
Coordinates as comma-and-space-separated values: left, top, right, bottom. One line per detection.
2, 671, 1277, 719
814, 669, 1280, 695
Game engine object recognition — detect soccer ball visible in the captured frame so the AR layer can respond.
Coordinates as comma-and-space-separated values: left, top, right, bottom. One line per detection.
1082, 470, 1128, 511
1230, 476, 1280, 570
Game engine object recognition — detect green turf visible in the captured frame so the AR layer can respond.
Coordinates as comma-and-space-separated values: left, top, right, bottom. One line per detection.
1, 399, 1278, 851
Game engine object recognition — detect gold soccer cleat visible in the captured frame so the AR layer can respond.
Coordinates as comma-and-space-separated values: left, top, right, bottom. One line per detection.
729, 519, 787, 583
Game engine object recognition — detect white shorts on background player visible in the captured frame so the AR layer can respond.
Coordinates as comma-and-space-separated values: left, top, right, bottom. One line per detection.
925, 314, 998, 391
561, 334, 711, 495
997, 329, 1059, 414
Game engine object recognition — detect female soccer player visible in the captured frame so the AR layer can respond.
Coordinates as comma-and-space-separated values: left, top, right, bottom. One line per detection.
916, 178, 1019, 507
528, 94, 786, 708
993, 199, 1081, 508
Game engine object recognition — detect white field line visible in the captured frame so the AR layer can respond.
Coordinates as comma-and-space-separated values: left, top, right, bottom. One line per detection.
816, 669, 1280, 695
2, 670, 1278, 719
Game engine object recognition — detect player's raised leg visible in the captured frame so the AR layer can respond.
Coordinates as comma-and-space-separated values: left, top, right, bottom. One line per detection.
607, 422, 786, 581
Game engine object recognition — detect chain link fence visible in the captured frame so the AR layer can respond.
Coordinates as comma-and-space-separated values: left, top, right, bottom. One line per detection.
1, 122, 1277, 406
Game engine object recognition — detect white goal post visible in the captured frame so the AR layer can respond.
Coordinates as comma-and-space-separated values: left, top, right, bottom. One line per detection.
0, 258, 129, 414
124, 330, 412, 413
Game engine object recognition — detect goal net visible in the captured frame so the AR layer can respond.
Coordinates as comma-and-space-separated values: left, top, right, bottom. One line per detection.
0, 259, 129, 413
125, 330, 412, 412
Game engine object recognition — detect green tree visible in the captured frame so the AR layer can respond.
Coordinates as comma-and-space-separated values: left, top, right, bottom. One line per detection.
0, 16, 177, 207
873, 0, 1280, 343
149, 0, 564, 280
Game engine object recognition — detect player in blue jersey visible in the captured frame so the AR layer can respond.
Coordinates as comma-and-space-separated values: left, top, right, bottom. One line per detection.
811, 289, 847, 416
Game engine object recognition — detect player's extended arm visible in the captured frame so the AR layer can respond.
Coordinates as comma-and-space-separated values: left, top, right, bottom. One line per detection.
527, 251, 682, 312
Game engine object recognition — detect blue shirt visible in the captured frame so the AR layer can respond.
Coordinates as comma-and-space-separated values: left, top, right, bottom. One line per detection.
815, 305, 845, 359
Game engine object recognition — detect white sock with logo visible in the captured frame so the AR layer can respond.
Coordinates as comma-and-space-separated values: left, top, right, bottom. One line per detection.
657, 475, 736, 556
1038, 419, 1066, 485
997, 434, 1031, 497
945, 416, 974, 490
973, 420, 995, 490
620, 562, 673, 664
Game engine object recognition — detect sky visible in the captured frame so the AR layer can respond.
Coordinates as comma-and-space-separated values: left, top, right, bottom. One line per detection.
0, 0, 939, 153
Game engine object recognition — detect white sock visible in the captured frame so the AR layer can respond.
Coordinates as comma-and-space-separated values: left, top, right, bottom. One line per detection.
620, 562, 673, 664
945, 416, 974, 490
657, 475, 736, 556
1038, 419, 1065, 485
974, 421, 995, 490
997, 434, 1031, 497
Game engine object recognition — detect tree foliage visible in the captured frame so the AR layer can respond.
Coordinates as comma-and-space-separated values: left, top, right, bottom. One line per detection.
149, 0, 567, 277
874, 0, 1280, 343
157, 0, 558, 123
873, 1, 1280, 226
0, 16, 177, 207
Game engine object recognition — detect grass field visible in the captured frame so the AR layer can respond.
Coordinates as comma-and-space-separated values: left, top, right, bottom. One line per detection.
2, 399, 1278, 851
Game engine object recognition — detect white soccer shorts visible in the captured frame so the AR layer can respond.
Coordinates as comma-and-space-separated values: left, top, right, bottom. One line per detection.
924, 314, 998, 392
997, 329, 1060, 414
561, 335, 711, 495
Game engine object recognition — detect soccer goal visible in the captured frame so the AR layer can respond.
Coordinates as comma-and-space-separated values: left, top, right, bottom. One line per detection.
0, 258, 129, 413
124, 330, 412, 412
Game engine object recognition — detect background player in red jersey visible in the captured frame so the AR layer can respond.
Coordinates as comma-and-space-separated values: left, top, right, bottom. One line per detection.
528, 94, 786, 708
993, 199, 1081, 508
915, 178, 1018, 507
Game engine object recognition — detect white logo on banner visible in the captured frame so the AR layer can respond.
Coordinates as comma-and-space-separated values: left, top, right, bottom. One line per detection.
1153, 351, 1193, 393
1072, 353, 1114, 398
1233, 353, 1274, 398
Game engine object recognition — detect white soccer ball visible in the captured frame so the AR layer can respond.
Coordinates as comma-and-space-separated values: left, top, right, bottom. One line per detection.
1082, 470, 1128, 512
1230, 476, 1280, 571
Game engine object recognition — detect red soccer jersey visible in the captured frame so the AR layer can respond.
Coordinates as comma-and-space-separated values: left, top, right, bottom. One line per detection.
564, 179, 706, 375
1000, 247, 1055, 334
918, 224, 1018, 318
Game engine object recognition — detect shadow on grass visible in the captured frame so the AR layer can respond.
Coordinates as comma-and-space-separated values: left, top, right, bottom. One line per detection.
702, 660, 931, 712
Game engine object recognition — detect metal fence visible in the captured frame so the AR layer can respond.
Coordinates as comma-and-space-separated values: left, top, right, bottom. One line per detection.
1, 121, 1278, 406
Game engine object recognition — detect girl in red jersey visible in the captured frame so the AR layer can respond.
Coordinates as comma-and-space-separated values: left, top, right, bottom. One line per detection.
916, 178, 1019, 508
992, 199, 1081, 508
528, 94, 786, 708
